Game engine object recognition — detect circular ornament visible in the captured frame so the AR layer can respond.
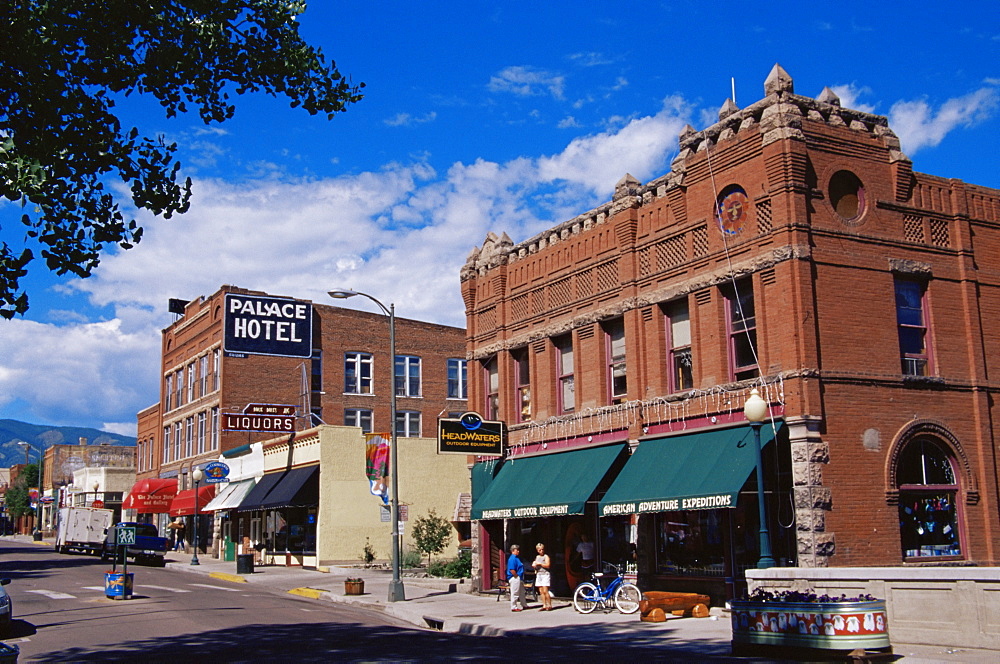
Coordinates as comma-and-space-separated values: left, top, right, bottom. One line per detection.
717, 187, 750, 235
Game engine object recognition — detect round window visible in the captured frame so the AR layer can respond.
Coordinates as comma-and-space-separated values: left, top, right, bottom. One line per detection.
829, 170, 866, 222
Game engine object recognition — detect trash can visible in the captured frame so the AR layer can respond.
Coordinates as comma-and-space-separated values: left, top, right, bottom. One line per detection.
236, 553, 254, 574
104, 571, 134, 599
0, 642, 18, 663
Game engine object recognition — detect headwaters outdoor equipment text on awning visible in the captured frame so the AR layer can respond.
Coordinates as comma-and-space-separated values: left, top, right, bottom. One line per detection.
223, 293, 312, 358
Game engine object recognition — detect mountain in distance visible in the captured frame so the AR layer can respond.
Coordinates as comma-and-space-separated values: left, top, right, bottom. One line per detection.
0, 419, 136, 468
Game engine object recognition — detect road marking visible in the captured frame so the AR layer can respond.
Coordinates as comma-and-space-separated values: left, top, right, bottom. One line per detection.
140, 584, 191, 593
82, 586, 106, 591
188, 583, 243, 592
26, 589, 76, 600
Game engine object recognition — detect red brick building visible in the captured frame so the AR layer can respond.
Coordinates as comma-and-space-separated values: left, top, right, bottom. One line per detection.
464, 65, 1000, 602
135, 285, 468, 514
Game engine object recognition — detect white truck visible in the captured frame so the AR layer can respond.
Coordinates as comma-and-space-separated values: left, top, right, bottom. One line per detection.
55, 506, 114, 556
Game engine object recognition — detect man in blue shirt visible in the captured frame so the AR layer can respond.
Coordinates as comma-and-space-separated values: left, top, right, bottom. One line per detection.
506, 543, 528, 611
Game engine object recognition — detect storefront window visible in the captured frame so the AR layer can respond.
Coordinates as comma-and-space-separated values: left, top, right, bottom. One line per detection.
897, 437, 961, 559
653, 510, 726, 577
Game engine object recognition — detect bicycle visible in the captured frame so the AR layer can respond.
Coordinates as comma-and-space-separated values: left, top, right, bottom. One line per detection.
572, 562, 641, 614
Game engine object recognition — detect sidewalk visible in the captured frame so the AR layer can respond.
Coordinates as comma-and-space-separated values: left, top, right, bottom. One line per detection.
156, 549, 998, 662
9, 535, 998, 662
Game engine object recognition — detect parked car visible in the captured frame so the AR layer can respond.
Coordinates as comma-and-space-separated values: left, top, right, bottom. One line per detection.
101, 522, 169, 566
0, 578, 12, 632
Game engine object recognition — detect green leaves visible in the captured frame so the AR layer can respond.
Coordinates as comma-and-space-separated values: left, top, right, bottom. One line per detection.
0, 1, 364, 317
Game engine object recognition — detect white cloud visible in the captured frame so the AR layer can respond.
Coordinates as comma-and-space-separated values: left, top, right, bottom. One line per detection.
829, 84, 876, 113
0, 318, 159, 431
384, 111, 438, 127
3, 97, 692, 430
488, 66, 565, 99
889, 87, 1000, 155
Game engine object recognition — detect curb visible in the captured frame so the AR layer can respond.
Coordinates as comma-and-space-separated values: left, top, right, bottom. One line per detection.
208, 572, 248, 584
288, 587, 324, 599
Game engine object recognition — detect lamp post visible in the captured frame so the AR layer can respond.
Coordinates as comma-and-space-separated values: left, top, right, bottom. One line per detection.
191, 467, 204, 566
744, 388, 776, 569
329, 288, 405, 603
93, 481, 100, 505
18, 441, 43, 540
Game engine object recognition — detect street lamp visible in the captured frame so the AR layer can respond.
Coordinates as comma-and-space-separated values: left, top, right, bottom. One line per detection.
744, 387, 776, 569
191, 467, 204, 566
329, 287, 405, 603
18, 441, 43, 541
93, 481, 100, 504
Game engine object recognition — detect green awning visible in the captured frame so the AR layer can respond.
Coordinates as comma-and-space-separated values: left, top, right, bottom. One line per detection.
472, 444, 626, 520
599, 423, 783, 517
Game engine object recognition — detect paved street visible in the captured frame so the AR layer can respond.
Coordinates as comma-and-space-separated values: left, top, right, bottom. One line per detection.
2, 536, 999, 662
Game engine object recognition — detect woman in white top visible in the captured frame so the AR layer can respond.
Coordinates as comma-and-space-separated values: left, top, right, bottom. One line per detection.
532, 542, 553, 611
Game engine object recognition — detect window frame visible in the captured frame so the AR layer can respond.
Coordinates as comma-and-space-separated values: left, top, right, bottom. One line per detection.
513, 347, 531, 423
210, 407, 219, 451
164, 374, 173, 412
554, 334, 575, 414
724, 278, 759, 381
897, 438, 963, 561
344, 352, 374, 395
664, 298, 693, 392
395, 410, 421, 438
895, 277, 933, 376
345, 408, 373, 434
199, 355, 209, 397
394, 355, 422, 397
185, 416, 194, 458
187, 363, 195, 402
604, 318, 627, 405
447, 358, 468, 400
163, 426, 171, 464
483, 356, 499, 420
197, 412, 206, 455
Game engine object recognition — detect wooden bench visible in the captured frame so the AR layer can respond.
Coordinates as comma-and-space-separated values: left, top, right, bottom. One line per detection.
493, 576, 538, 602
639, 591, 711, 622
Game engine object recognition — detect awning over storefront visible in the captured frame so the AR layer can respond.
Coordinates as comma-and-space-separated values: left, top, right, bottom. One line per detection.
471, 444, 626, 520
203, 479, 257, 512
598, 423, 784, 517
259, 465, 319, 509
235, 471, 284, 511
122, 478, 178, 513
168, 485, 216, 517
236, 466, 319, 511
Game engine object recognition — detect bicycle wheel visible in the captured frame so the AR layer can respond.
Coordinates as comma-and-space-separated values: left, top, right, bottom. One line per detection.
573, 582, 599, 613
614, 583, 641, 614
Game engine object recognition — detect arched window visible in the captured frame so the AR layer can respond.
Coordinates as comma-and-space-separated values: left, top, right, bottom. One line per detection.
897, 437, 962, 560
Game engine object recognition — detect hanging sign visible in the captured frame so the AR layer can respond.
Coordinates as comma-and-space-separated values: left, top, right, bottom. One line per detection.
223, 293, 313, 358
438, 412, 505, 456
203, 461, 231, 484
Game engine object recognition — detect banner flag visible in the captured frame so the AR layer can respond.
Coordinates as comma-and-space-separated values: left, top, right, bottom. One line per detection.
365, 433, 390, 505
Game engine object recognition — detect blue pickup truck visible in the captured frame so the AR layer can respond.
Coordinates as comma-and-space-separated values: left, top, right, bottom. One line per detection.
101, 522, 169, 566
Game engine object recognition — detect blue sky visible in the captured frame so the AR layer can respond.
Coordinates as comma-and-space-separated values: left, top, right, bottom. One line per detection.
1, 1, 998, 435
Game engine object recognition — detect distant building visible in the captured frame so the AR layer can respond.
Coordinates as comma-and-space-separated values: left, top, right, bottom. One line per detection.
463, 65, 1000, 602
134, 285, 469, 564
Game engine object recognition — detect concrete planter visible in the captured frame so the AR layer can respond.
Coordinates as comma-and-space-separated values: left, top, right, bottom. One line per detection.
731, 599, 890, 656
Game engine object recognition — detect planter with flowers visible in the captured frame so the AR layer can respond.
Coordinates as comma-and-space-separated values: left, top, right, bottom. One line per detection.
344, 578, 365, 596
730, 589, 891, 657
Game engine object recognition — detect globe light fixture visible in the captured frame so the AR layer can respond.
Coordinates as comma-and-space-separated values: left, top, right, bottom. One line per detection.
744, 387, 776, 569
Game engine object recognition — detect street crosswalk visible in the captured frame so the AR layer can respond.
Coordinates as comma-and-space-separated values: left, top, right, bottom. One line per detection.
23, 583, 228, 599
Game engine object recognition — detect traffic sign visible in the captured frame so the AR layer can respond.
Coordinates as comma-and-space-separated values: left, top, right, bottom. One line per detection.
117, 527, 137, 546
91, 500, 105, 509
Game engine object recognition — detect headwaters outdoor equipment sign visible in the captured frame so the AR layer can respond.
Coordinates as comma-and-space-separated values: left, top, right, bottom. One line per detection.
222, 404, 297, 433
438, 412, 505, 456
223, 293, 312, 358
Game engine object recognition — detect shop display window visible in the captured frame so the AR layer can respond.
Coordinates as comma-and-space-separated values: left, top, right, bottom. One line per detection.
897, 437, 962, 560
653, 510, 726, 577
